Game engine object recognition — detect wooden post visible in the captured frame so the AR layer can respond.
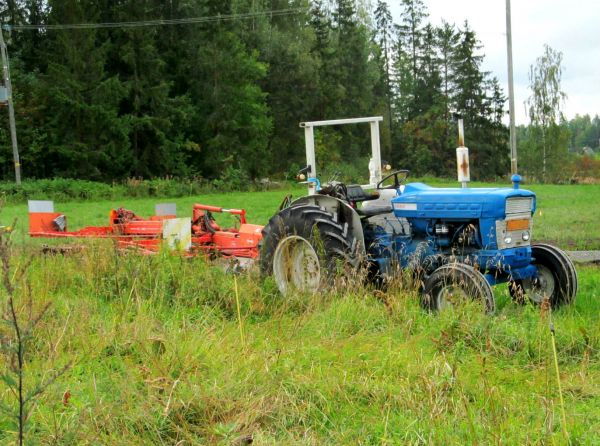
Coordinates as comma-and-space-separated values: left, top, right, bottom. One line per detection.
0, 25, 21, 185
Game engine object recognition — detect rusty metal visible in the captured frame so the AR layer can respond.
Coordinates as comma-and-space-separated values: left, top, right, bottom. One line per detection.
459, 153, 469, 177
456, 119, 470, 188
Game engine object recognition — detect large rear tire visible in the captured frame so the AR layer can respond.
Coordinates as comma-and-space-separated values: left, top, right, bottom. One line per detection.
422, 263, 495, 313
260, 204, 359, 295
509, 243, 577, 307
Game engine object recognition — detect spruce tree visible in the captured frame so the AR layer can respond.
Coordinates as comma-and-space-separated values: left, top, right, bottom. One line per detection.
259, 1, 319, 172
37, 0, 130, 179
435, 21, 459, 125
330, 0, 377, 160
186, 0, 272, 178
373, 0, 394, 156
105, 0, 193, 178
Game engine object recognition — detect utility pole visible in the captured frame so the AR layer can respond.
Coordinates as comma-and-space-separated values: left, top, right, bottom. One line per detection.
506, 0, 518, 175
0, 25, 21, 185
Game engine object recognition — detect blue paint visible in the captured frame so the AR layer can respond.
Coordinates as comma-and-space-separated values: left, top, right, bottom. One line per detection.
364, 181, 539, 288
511, 174, 522, 189
306, 177, 321, 191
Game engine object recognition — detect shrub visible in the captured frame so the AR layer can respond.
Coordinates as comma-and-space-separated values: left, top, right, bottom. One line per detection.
0, 178, 205, 204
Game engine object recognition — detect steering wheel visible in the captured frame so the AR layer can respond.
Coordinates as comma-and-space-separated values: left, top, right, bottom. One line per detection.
377, 170, 410, 190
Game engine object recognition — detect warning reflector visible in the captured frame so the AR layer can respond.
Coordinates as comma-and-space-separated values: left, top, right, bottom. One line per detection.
506, 219, 529, 231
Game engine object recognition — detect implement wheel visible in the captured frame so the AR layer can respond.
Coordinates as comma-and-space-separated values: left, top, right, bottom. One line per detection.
260, 204, 359, 295
509, 243, 577, 307
422, 263, 495, 313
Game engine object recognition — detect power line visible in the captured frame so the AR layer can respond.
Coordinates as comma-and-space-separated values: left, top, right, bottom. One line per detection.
1, 8, 305, 31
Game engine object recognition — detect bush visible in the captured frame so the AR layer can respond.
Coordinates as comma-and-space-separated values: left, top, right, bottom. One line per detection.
211, 167, 251, 192
572, 154, 600, 182
0, 174, 293, 204
0, 177, 212, 204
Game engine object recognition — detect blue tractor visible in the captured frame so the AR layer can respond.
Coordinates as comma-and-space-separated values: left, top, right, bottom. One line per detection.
261, 116, 577, 311
260, 170, 578, 312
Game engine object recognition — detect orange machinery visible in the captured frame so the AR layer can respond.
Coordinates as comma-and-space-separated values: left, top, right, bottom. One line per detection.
28, 201, 262, 259
190, 204, 263, 258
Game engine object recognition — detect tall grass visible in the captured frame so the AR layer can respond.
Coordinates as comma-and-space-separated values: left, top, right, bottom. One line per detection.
1, 240, 599, 444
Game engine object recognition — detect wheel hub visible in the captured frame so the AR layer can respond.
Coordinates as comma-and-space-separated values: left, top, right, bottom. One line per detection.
522, 264, 555, 303
272, 235, 321, 295
436, 284, 470, 309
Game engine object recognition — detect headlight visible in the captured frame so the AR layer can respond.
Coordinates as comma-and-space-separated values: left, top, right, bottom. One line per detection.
522, 231, 530, 241
504, 236, 513, 245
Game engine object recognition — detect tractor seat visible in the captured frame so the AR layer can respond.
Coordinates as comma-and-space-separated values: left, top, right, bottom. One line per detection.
356, 205, 393, 218
346, 185, 380, 203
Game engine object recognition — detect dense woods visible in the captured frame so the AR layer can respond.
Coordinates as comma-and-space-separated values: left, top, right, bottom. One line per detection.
0, 0, 597, 183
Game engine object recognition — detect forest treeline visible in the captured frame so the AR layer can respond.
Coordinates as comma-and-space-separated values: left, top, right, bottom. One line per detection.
0, 0, 597, 183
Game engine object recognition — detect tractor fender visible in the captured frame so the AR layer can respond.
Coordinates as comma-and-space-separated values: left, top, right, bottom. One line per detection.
289, 195, 366, 258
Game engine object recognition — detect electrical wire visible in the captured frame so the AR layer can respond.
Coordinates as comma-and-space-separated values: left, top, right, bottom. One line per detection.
1, 8, 305, 31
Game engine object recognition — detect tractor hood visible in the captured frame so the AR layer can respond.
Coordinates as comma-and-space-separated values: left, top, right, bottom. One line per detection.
391, 183, 536, 220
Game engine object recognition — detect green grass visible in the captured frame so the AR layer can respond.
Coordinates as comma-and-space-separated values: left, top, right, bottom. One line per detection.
0, 181, 599, 444
527, 184, 600, 250
0, 245, 599, 444
2, 180, 599, 250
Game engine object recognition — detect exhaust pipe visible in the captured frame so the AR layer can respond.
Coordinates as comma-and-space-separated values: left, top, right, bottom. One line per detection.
456, 119, 470, 188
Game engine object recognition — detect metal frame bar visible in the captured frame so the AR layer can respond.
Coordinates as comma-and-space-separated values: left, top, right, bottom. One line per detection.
299, 116, 384, 195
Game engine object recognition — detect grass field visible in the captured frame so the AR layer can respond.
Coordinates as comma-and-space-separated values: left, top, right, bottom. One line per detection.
0, 181, 599, 444
2, 181, 600, 249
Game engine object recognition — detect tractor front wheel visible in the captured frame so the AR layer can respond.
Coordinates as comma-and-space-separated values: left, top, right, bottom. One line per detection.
422, 263, 495, 313
509, 243, 577, 307
260, 204, 359, 296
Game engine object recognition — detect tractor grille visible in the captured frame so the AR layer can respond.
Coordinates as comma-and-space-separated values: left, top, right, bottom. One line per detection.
505, 197, 533, 216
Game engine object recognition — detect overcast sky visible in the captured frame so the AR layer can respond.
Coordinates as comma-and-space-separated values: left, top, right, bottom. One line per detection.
389, 0, 600, 125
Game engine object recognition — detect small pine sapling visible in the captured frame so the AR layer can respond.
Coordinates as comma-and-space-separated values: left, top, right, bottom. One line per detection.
0, 222, 71, 446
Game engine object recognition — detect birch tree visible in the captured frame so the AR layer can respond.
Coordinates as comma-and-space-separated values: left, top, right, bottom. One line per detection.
526, 44, 568, 181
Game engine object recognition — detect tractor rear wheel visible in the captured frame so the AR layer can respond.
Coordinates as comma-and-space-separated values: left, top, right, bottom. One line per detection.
422, 263, 495, 313
260, 204, 359, 296
509, 243, 577, 307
